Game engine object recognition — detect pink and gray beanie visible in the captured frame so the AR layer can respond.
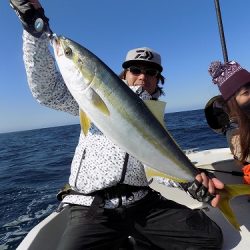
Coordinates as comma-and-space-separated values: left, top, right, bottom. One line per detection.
209, 61, 250, 100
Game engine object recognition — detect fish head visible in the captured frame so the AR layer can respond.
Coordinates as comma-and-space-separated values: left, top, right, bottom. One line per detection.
52, 36, 111, 119
52, 36, 94, 94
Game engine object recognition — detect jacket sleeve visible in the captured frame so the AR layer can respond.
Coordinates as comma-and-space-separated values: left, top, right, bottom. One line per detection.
22, 30, 79, 116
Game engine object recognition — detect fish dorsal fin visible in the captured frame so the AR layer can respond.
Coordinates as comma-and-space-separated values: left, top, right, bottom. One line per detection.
89, 88, 110, 116
144, 100, 166, 127
79, 109, 91, 136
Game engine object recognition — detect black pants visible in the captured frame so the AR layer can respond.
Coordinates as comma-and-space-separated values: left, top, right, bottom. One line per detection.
57, 190, 223, 250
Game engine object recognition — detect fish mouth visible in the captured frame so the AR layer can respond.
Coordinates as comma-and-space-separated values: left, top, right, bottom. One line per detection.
52, 36, 65, 57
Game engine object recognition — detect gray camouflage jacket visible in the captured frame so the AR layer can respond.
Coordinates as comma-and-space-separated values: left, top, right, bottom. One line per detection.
22, 31, 181, 208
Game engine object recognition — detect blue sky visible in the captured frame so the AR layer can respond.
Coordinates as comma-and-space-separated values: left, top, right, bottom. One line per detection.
1, 0, 250, 133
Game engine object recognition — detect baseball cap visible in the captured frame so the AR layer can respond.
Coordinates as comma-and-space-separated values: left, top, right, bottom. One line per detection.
122, 47, 163, 72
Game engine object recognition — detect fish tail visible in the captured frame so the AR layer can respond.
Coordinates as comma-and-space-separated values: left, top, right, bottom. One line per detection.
218, 184, 250, 231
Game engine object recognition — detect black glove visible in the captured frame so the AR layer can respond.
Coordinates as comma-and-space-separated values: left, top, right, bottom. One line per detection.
10, 0, 49, 37
180, 171, 216, 204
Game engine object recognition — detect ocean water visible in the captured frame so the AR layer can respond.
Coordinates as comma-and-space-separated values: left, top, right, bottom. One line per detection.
0, 109, 228, 249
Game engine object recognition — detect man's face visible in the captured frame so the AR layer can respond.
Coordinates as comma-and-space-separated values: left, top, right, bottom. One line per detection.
124, 62, 159, 94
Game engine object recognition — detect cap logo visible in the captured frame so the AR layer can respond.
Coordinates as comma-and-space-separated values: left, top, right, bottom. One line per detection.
134, 49, 154, 60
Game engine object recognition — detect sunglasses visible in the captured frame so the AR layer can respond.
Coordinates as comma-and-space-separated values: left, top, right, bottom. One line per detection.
128, 66, 159, 77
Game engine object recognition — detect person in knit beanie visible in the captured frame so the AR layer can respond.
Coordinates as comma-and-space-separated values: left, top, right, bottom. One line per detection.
209, 61, 250, 101
206, 60, 250, 183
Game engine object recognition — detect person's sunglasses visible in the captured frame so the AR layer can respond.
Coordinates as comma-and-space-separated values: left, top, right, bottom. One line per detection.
128, 66, 159, 77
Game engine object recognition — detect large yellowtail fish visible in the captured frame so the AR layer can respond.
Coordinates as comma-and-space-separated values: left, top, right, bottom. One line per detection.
52, 36, 198, 182
52, 36, 250, 230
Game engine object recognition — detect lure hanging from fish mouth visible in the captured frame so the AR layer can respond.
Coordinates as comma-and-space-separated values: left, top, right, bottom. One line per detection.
34, 17, 57, 41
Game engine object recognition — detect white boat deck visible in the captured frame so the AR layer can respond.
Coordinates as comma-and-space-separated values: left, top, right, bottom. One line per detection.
17, 148, 250, 250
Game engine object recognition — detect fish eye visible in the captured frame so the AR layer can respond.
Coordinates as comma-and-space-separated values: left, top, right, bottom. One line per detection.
64, 47, 72, 57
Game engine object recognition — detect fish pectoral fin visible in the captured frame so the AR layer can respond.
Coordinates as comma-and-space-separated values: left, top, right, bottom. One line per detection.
79, 109, 91, 136
91, 89, 110, 116
144, 100, 166, 127
218, 184, 250, 231
145, 166, 187, 183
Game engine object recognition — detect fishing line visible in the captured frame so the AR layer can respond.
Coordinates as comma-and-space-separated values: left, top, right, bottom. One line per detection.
214, 0, 229, 62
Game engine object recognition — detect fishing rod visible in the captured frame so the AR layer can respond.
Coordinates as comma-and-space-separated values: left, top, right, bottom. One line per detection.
198, 168, 244, 176
214, 0, 229, 62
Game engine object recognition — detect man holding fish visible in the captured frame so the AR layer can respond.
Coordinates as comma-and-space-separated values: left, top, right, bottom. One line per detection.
10, 0, 224, 249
